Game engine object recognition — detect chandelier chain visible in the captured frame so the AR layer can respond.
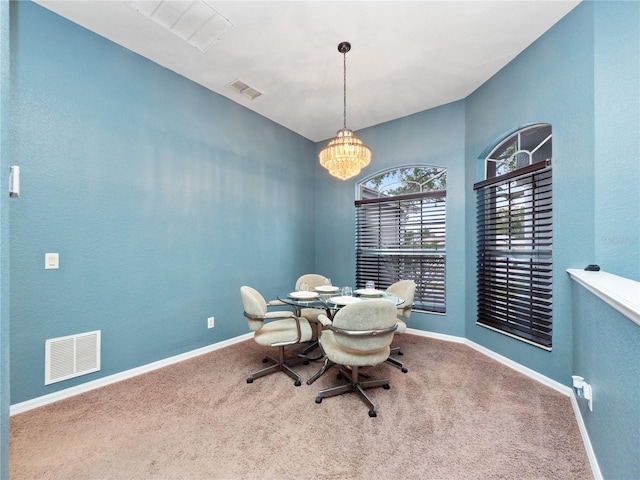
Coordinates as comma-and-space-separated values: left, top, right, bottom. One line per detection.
343, 49, 347, 130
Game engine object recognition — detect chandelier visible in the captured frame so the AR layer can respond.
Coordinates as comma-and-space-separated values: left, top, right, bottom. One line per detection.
318, 42, 372, 180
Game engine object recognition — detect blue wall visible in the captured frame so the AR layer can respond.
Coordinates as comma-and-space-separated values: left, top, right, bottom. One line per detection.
574, 3, 640, 479
0, 1, 10, 476
4, 1, 639, 479
8, 2, 317, 404
593, 1, 640, 280
572, 284, 640, 479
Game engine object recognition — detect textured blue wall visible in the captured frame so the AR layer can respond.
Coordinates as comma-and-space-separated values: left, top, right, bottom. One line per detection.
594, 1, 640, 280
0, 1, 10, 476
574, 2, 640, 478
572, 284, 640, 479
464, 3, 596, 383
314, 101, 467, 338
9, 2, 316, 403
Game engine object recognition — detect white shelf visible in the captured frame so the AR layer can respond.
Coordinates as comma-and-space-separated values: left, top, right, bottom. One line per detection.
567, 269, 640, 327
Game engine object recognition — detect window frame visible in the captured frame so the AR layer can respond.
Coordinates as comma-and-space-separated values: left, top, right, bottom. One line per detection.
475, 124, 553, 350
356, 166, 447, 314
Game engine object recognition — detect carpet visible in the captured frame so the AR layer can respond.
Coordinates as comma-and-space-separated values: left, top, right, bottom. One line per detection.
10, 335, 593, 479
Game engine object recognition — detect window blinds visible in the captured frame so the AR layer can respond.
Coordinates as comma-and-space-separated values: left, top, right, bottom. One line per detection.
355, 191, 446, 313
474, 162, 552, 349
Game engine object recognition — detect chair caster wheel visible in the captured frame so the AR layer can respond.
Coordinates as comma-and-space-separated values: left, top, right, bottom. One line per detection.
303, 360, 310, 365
368, 409, 377, 417
315, 397, 323, 404
383, 384, 390, 390
262, 358, 269, 363
247, 378, 254, 384
294, 380, 301, 387
398, 351, 404, 356
401, 367, 408, 373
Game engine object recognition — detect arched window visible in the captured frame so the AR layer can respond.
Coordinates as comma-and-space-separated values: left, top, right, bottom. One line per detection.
485, 123, 552, 178
474, 124, 553, 349
356, 166, 447, 314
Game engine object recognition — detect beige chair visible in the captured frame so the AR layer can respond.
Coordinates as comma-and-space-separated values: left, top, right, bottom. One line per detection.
241, 286, 313, 386
385, 280, 416, 373
314, 299, 397, 417
294, 274, 331, 355
295, 273, 330, 322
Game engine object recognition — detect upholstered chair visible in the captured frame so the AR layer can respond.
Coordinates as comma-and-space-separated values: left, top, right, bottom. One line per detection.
241, 286, 313, 386
295, 273, 330, 322
384, 280, 416, 373
314, 298, 397, 417
294, 273, 331, 354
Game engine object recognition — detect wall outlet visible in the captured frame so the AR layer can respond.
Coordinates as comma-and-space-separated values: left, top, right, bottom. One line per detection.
207, 317, 214, 329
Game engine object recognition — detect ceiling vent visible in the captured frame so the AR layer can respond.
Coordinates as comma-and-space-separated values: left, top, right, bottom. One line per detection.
227, 79, 263, 100
126, 0, 234, 52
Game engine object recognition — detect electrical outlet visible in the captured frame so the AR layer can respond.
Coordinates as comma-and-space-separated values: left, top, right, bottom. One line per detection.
207, 317, 215, 329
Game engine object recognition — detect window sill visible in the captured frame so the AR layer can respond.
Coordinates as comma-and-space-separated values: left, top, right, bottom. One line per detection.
567, 269, 640, 327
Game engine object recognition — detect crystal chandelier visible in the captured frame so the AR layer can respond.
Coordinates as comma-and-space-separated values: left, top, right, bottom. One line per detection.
318, 42, 372, 180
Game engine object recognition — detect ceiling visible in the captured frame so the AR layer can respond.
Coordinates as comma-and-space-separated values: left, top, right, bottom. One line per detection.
35, 1, 581, 143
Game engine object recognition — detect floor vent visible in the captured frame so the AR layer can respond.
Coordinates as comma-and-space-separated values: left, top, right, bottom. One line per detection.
45, 331, 101, 385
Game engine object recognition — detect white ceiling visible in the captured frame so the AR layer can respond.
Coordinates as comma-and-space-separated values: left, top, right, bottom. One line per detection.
35, 0, 581, 143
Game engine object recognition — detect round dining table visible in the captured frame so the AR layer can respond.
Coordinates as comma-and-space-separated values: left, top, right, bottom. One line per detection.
277, 288, 404, 385
277, 288, 403, 320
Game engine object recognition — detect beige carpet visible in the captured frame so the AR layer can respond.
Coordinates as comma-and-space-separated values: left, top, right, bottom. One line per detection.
10, 335, 593, 479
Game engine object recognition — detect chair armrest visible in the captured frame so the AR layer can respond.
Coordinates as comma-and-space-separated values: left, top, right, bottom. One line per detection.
245, 310, 304, 345
329, 323, 397, 337
317, 313, 332, 327
267, 299, 299, 316
270, 313, 305, 346
244, 310, 296, 321
264, 310, 297, 320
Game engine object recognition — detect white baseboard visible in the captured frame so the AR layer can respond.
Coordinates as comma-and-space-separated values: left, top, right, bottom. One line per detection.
405, 327, 466, 344
569, 392, 603, 480
466, 339, 571, 395
10, 333, 253, 416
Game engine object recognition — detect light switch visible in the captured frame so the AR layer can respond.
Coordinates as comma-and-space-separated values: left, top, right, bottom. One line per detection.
45, 253, 59, 269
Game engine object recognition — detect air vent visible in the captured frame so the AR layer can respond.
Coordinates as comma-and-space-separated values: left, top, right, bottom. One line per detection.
227, 79, 263, 100
45, 331, 101, 385
127, 0, 234, 52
